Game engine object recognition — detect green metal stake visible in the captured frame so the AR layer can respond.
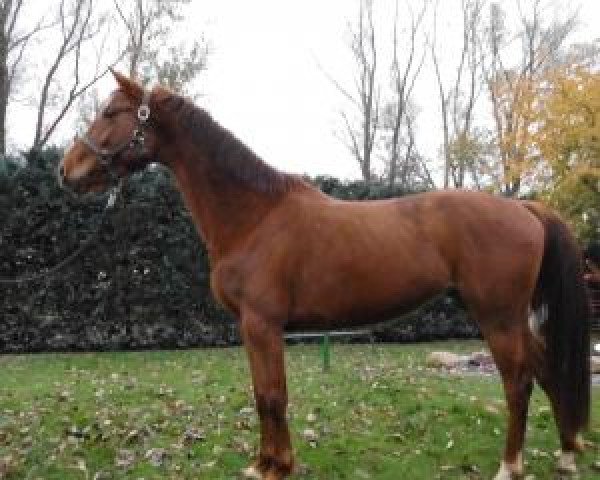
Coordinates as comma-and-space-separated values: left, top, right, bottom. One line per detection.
321, 333, 331, 372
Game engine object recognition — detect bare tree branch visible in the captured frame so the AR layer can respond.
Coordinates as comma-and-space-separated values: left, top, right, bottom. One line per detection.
33, 0, 87, 148
32, 0, 124, 150
431, 0, 485, 189
386, 0, 428, 188
483, 0, 579, 196
0, 0, 52, 154
430, 0, 451, 188
332, 0, 380, 183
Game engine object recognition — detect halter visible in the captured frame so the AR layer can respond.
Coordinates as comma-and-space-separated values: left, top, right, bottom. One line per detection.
78, 89, 152, 184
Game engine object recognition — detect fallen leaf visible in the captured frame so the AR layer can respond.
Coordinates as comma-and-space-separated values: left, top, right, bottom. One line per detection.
182, 427, 206, 444
145, 448, 168, 467
301, 428, 318, 447
115, 449, 135, 468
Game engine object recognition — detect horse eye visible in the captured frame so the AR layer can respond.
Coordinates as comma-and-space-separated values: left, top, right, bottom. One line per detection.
102, 106, 131, 118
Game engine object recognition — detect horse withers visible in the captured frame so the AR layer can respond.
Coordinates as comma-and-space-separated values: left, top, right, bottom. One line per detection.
60, 71, 590, 480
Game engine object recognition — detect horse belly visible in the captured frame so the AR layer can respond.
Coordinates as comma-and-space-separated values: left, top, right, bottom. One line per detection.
287, 260, 448, 331
286, 295, 435, 331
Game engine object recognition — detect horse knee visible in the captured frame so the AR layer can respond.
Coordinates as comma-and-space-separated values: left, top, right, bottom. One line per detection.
256, 393, 287, 424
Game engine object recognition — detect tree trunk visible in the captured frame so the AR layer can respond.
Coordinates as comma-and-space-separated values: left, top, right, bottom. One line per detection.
0, 50, 8, 156
0, 2, 11, 156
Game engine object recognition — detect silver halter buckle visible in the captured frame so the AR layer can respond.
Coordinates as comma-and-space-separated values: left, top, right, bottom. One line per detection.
137, 104, 150, 123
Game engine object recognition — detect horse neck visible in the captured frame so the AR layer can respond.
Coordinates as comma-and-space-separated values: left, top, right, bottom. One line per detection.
164, 137, 286, 262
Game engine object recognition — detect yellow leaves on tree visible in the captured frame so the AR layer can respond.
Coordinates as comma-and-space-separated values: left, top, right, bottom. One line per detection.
488, 72, 539, 196
530, 66, 600, 240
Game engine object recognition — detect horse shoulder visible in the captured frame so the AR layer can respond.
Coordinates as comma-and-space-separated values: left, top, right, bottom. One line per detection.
209, 193, 320, 318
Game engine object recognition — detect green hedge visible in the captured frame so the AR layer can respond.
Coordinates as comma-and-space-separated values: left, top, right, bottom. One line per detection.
0, 149, 477, 352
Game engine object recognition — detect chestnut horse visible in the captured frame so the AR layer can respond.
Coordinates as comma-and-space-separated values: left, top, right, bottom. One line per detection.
60, 71, 590, 480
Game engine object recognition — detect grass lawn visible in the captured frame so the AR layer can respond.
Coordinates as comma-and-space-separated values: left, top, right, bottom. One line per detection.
0, 340, 599, 479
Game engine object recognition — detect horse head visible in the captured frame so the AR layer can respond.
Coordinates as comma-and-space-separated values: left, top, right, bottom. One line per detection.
59, 70, 160, 194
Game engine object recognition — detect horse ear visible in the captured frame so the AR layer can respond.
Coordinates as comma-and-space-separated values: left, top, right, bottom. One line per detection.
109, 68, 143, 101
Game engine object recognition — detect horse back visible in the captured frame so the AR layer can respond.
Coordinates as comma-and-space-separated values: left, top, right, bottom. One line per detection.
212, 189, 545, 328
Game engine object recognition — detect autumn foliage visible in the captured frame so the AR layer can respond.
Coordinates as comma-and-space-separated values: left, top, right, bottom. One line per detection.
529, 67, 600, 240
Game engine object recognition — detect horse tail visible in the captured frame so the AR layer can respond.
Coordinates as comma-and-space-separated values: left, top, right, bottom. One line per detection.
528, 203, 590, 435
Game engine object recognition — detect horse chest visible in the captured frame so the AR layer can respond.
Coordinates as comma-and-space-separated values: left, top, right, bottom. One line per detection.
210, 263, 244, 315
209, 254, 282, 318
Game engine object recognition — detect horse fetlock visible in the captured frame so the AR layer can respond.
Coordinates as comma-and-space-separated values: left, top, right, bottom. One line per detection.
242, 463, 264, 479
263, 473, 280, 480
243, 450, 294, 480
573, 434, 586, 452
264, 465, 293, 480
241, 464, 292, 480
264, 453, 294, 477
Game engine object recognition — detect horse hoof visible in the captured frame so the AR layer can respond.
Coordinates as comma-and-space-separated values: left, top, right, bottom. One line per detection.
264, 472, 284, 480
494, 462, 523, 480
242, 464, 264, 479
557, 451, 577, 475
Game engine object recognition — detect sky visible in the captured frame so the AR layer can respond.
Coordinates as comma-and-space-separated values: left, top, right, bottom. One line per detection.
187, 0, 600, 182
196, 1, 360, 179
14, 0, 600, 183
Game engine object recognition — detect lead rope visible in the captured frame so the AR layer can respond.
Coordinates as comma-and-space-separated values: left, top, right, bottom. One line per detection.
0, 180, 123, 285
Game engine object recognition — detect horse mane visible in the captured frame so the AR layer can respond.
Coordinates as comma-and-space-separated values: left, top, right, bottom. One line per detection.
159, 92, 305, 195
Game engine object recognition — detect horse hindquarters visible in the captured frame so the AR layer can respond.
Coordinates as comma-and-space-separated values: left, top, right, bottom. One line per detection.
480, 207, 590, 478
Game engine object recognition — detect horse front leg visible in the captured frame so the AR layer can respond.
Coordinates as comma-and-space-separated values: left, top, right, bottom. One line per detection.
240, 309, 294, 480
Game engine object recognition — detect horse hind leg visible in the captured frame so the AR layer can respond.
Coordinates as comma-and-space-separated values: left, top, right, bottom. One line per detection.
477, 312, 533, 480
494, 379, 533, 480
